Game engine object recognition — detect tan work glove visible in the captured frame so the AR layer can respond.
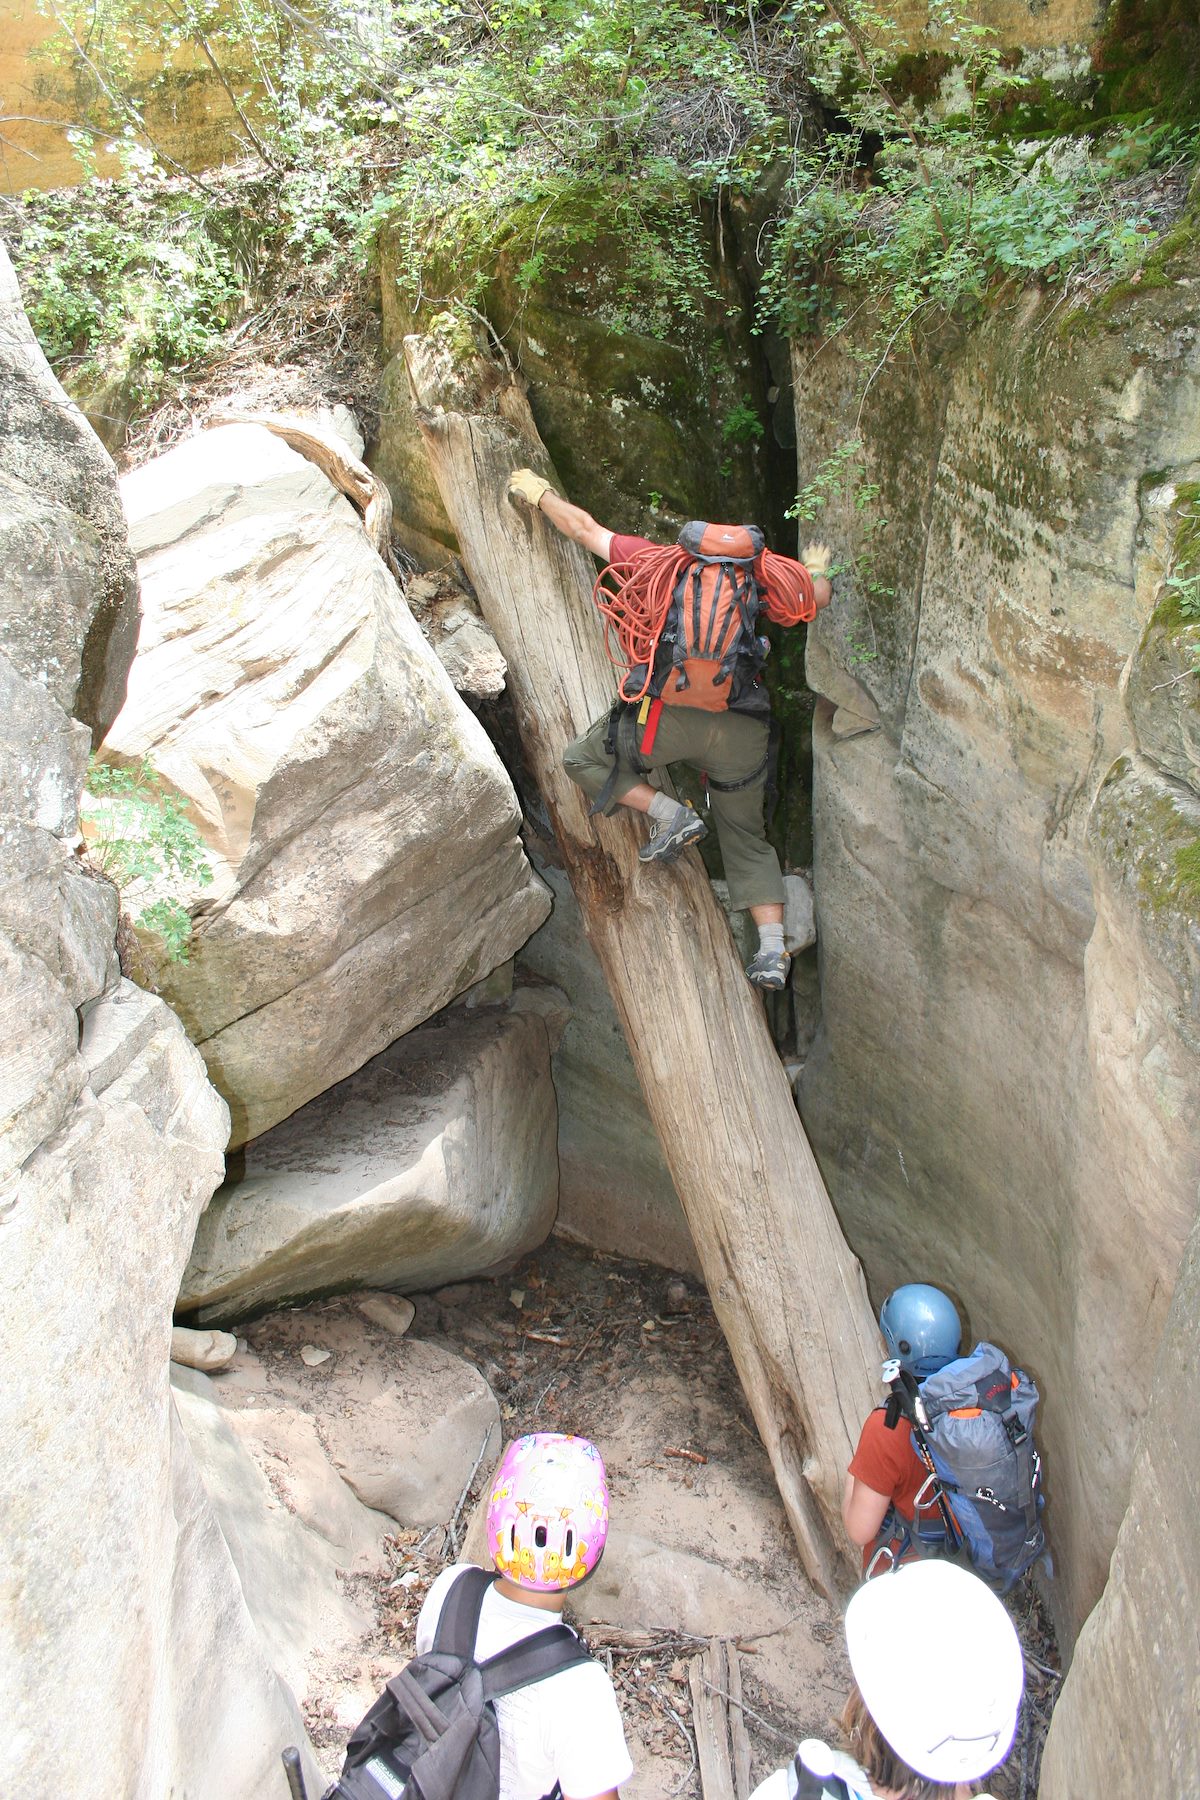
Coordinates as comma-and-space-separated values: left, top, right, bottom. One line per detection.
508, 468, 554, 510
801, 540, 833, 577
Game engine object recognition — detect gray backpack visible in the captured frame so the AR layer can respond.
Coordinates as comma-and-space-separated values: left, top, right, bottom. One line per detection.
878, 1342, 1045, 1594
327, 1567, 590, 1800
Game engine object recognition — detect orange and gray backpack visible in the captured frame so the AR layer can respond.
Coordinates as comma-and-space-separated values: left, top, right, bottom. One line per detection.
637, 521, 768, 711
594, 521, 816, 715
587, 522, 817, 812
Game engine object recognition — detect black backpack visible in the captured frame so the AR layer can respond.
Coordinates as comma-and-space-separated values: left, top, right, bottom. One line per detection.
327, 1567, 591, 1800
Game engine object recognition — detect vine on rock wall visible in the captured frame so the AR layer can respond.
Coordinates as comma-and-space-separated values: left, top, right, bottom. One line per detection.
754, 0, 1200, 657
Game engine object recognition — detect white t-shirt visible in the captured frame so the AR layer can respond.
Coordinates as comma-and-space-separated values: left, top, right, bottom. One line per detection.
748, 1740, 998, 1800
415, 1565, 633, 1800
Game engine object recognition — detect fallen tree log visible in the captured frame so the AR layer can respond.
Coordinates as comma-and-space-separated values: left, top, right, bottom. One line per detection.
208, 409, 400, 576
404, 317, 881, 1595
689, 1641, 752, 1800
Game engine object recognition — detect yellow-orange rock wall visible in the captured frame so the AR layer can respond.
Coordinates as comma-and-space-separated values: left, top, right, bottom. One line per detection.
0, 0, 251, 193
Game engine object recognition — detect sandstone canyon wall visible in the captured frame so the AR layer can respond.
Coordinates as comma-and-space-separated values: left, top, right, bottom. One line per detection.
794, 255, 1200, 1648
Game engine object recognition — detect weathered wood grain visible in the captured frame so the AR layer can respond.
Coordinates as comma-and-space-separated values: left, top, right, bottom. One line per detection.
404, 320, 881, 1595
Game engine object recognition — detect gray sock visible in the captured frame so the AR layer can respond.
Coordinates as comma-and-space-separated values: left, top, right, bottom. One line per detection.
757, 922, 785, 955
647, 791, 682, 826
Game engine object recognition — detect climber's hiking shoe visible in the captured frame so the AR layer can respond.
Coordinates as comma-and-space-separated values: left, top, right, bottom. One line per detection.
746, 947, 791, 991
638, 803, 708, 864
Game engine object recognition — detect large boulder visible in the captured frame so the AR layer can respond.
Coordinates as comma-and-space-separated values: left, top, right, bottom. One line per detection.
171, 1366, 388, 1704
105, 420, 549, 1146
0, 239, 323, 1798
794, 256, 1200, 1644
180, 998, 561, 1322
0, 979, 328, 1800
194, 1308, 502, 1530
0, 246, 138, 740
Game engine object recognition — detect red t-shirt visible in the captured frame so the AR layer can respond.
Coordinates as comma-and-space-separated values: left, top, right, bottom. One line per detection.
608, 531, 657, 562
849, 1409, 926, 1516
848, 1409, 944, 1572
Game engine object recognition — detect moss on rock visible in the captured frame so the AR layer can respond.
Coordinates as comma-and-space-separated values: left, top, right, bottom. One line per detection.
1091, 754, 1200, 935
1092, 0, 1200, 124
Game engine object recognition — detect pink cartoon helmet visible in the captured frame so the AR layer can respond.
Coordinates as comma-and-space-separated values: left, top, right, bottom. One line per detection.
486, 1433, 610, 1592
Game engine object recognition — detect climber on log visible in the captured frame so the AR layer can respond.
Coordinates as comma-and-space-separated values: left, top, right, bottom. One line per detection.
507, 469, 832, 991
405, 324, 882, 1599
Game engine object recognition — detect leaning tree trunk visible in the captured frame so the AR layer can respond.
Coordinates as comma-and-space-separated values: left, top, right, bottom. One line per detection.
405, 321, 880, 1595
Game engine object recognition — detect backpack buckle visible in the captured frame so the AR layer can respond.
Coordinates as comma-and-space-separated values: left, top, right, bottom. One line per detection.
1002, 1410, 1027, 1448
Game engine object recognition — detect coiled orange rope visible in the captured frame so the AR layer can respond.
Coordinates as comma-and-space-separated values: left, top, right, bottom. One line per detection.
592, 544, 817, 702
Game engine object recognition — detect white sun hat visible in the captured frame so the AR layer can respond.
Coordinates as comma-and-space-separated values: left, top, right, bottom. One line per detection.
844, 1561, 1024, 1783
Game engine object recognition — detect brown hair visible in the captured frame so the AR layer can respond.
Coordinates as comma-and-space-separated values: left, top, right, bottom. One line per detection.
839, 1686, 974, 1800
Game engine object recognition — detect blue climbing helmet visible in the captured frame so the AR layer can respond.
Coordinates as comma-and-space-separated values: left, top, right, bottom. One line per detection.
879, 1284, 961, 1380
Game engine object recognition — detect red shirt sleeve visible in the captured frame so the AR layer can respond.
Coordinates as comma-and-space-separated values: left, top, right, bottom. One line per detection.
848, 1411, 922, 1521
607, 532, 658, 563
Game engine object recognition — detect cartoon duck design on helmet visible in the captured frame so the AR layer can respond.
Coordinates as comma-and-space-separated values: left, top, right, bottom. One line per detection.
487, 1433, 610, 1593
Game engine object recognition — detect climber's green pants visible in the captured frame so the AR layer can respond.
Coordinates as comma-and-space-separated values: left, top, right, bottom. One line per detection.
563, 704, 784, 912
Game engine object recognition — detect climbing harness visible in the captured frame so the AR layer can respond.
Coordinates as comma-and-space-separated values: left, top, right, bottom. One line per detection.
588, 695, 658, 816
865, 1363, 966, 1578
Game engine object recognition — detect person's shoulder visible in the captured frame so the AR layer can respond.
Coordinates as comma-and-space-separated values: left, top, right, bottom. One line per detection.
542, 1647, 612, 1693
418, 1562, 483, 1626
609, 531, 660, 561
747, 1765, 793, 1800
795, 1740, 874, 1798
858, 1406, 910, 1446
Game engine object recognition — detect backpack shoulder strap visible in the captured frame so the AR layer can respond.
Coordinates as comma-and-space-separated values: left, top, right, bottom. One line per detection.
478, 1623, 591, 1702
431, 1566, 497, 1659
791, 1752, 850, 1800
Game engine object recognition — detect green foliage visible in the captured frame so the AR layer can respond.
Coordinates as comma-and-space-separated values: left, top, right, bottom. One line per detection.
844, 631, 877, 666
721, 398, 765, 444
84, 757, 212, 962
1164, 567, 1200, 623
790, 439, 874, 523
15, 0, 1197, 435
761, 0, 1175, 349
361, 0, 780, 330
13, 170, 239, 403
25, 0, 784, 343
1173, 840, 1200, 902
789, 436, 893, 665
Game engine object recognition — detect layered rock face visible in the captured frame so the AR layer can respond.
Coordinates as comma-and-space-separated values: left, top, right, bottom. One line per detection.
106, 422, 549, 1146
0, 247, 138, 740
171, 1364, 389, 1709
1038, 1198, 1200, 1795
795, 268, 1200, 1643
0, 244, 320, 1799
180, 998, 562, 1321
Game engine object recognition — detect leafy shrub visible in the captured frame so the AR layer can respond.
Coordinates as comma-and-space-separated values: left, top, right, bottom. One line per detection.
722, 398, 766, 444
13, 173, 240, 404
83, 757, 212, 963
